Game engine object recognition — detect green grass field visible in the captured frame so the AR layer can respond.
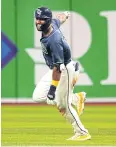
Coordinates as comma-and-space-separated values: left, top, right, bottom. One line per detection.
1, 104, 116, 146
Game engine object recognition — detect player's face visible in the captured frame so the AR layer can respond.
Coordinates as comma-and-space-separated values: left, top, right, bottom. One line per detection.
35, 19, 46, 31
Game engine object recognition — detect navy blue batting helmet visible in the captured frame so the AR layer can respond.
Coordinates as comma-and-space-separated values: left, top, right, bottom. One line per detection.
35, 7, 52, 20
35, 7, 52, 32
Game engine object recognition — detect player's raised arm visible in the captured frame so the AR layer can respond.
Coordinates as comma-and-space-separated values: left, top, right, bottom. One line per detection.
56, 11, 70, 24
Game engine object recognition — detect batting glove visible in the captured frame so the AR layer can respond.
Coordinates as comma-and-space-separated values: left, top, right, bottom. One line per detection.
47, 85, 56, 100
63, 11, 70, 19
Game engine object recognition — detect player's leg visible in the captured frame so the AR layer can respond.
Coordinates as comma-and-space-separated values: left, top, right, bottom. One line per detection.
56, 61, 91, 140
66, 62, 91, 140
32, 69, 56, 104
72, 92, 86, 116
71, 63, 86, 116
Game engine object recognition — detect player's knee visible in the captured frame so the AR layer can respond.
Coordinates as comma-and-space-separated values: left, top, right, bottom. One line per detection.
57, 105, 66, 116
32, 91, 41, 102
32, 91, 47, 103
32, 92, 38, 102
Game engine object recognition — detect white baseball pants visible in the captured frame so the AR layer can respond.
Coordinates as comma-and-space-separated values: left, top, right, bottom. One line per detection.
32, 61, 88, 135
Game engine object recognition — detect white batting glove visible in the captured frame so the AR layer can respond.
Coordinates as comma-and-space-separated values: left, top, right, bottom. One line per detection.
63, 11, 70, 19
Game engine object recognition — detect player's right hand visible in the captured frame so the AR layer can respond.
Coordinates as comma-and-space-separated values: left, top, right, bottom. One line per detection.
63, 11, 70, 19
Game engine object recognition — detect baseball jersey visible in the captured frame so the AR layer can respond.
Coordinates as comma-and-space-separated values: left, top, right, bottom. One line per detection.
40, 19, 71, 69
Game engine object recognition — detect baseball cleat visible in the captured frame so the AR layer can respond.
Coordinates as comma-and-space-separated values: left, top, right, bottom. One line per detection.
67, 133, 91, 141
76, 92, 86, 116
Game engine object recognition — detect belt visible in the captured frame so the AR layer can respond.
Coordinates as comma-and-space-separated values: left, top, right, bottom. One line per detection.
64, 59, 72, 66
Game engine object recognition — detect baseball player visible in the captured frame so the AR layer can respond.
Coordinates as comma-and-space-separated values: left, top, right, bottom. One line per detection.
33, 7, 91, 141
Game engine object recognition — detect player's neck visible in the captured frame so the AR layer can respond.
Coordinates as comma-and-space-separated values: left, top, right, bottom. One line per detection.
42, 25, 53, 37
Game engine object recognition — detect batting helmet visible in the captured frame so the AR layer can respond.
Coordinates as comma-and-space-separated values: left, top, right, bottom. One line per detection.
35, 7, 52, 32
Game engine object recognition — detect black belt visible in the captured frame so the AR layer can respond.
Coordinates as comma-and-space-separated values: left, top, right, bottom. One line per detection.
64, 59, 72, 66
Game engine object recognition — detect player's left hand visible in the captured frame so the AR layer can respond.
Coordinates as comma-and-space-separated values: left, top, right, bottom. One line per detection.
47, 85, 56, 100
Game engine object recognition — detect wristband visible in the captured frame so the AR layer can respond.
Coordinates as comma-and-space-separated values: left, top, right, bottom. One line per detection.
52, 80, 59, 87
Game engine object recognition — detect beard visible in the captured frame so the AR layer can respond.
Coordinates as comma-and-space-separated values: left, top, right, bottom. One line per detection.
35, 20, 51, 34
36, 23, 42, 31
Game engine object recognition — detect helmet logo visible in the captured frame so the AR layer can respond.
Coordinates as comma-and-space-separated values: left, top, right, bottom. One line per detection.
45, 9, 49, 12
36, 9, 42, 16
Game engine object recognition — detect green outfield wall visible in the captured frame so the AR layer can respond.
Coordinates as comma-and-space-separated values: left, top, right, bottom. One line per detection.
1, 0, 116, 100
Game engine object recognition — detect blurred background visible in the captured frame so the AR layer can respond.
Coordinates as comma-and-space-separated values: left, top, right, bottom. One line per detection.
1, 0, 116, 146
1, 0, 116, 102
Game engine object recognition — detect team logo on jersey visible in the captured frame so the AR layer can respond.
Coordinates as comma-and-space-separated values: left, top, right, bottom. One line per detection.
41, 42, 48, 54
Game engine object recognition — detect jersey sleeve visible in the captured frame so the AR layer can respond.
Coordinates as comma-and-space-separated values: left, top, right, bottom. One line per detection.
52, 19, 61, 28
50, 41, 64, 67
